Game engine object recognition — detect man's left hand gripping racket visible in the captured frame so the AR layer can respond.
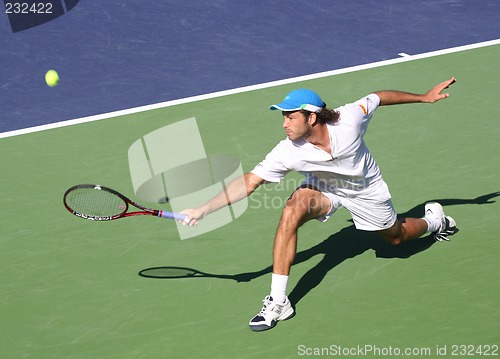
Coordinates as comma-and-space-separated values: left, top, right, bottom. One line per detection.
63, 184, 187, 221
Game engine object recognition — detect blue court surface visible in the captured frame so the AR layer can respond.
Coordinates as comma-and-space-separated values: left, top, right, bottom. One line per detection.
1, 0, 500, 134
1, 1, 499, 359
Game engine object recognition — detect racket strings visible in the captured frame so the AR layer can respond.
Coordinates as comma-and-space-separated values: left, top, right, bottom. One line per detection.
66, 187, 127, 217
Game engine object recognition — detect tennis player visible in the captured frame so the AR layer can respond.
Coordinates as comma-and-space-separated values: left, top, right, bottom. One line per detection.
180, 77, 458, 332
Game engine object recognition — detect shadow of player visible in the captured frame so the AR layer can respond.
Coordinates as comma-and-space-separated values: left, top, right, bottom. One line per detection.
139, 192, 499, 305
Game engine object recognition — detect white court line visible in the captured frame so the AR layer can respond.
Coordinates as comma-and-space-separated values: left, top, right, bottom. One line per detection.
1, 38, 499, 140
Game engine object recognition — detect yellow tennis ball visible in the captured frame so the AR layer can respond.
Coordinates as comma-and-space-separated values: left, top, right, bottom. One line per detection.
45, 69, 60, 87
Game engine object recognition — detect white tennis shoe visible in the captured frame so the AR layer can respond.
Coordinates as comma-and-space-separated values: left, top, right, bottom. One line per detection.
249, 295, 295, 332
424, 202, 458, 241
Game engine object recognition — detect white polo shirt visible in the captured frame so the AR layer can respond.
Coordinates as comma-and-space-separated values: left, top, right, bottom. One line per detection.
251, 94, 390, 201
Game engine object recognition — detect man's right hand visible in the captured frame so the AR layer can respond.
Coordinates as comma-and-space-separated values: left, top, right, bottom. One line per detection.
179, 207, 207, 227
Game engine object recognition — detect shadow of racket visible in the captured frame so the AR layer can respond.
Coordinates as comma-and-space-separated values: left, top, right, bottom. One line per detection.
138, 266, 254, 282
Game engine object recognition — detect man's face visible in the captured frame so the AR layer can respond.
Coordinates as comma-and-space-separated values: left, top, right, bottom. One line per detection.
282, 111, 313, 141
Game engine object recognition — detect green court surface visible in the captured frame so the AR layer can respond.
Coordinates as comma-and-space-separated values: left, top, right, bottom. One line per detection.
1, 45, 499, 358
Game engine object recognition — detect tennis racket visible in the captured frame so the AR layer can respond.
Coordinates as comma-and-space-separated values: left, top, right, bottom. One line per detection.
63, 184, 187, 221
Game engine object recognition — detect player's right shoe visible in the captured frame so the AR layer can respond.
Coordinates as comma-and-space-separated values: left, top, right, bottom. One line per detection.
248, 295, 295, 332
424, 202, 458, 241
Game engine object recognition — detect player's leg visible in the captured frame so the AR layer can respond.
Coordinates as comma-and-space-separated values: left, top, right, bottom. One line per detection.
273, 184, 332, 275
249, 185, 333, 332
377, 217, 428, 245
378, 202, 457, 244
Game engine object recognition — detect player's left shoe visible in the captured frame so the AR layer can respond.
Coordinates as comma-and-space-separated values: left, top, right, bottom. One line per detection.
434, 215, 458, 241
248, 295, 295, 332
424, 202, 458, 241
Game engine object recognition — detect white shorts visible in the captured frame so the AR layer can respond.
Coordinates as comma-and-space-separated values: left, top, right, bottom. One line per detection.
300, 175, 397, 231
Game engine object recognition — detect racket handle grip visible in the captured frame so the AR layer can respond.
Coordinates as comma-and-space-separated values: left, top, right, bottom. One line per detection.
158, 210, 187, 221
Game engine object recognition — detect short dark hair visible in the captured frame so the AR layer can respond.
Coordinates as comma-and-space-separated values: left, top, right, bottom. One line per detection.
301, 106, 340, 125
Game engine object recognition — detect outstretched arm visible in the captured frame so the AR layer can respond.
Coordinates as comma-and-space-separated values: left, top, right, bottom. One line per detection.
180, 172, 266, 226
375, 77, 456, 106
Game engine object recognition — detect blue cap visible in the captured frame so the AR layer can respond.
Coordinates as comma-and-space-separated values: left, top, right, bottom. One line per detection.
269, 89, 325, 112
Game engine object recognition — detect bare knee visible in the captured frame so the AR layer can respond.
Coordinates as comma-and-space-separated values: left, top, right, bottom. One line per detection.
280, 196, 308, 230
378, 217, 428, 245
280, 186, 330, 227
378, 221, 406, 246
378, 231, 403, 245
386, 237, 403, 246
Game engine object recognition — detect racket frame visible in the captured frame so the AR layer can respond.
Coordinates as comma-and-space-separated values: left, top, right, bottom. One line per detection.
63, 184, 184, 221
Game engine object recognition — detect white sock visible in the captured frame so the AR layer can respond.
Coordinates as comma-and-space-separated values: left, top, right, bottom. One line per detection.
270, 273, 288, 303
423, 216, 441, 233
